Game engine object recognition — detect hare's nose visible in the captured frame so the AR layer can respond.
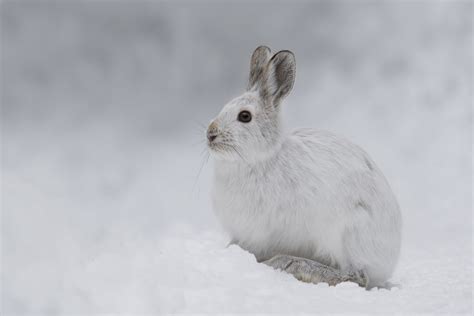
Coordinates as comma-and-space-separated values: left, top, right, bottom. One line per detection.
207, 122, 219, 142
207, 133, 217, 142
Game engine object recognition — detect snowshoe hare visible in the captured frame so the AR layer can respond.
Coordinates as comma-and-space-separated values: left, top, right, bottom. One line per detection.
207, 46, 401, 288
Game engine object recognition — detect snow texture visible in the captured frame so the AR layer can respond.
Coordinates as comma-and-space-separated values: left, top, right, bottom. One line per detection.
1, 1, 472, 314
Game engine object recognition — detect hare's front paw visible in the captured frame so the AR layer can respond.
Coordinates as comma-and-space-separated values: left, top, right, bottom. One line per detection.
263, 254, 368, 287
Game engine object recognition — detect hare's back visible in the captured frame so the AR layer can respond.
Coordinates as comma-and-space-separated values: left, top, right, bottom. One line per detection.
286, 127, 399, 216
289, 128, 377, 175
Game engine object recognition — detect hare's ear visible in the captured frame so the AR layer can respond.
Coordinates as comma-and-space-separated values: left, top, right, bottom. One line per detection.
261, 50, 296, 107
248, 46, 272, 90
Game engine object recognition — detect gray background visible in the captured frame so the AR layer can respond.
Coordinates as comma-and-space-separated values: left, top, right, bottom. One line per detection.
1, 0, 472, 313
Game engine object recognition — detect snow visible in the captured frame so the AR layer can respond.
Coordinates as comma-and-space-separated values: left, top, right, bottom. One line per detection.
1, 1, 472, 314
2, 135, 471, 313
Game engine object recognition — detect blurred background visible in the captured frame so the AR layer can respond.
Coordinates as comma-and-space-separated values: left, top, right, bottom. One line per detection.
1, 0, 472, 313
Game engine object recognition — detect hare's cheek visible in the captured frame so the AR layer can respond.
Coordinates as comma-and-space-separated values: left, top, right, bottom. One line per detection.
237, 129, 251, 142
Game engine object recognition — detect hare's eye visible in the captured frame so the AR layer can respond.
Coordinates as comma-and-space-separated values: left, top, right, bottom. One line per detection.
238, 111, 252, 123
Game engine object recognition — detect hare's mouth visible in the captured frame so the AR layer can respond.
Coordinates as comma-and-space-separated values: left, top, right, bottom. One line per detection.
208, 141, 230, 152
208, 141, 241, 156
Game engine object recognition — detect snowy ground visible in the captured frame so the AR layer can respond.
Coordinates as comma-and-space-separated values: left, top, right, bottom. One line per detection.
2, 126, 472, 313
2, 1, 472, 314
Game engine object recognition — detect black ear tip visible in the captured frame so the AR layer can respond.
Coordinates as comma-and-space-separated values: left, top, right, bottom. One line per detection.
271, 50, 295, 60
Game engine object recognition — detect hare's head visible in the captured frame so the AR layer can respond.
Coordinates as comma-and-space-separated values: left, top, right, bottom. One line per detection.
207, 46, 296, 162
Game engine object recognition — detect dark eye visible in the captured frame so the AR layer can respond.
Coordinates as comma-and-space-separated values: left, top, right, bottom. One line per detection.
238, 110, 252, 123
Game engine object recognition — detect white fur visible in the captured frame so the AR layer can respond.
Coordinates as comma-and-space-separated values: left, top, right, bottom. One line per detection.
208, 48, 401, 287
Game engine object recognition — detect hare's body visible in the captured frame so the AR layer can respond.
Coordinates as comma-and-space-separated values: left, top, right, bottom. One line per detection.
207, 46, 401, 288
212, 128, 401, 287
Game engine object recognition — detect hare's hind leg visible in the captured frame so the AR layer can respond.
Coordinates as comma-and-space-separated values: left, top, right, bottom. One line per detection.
263, 255, 368, 287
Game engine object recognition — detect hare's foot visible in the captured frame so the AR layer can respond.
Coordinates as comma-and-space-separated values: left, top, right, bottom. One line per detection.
263, 254, 368, 287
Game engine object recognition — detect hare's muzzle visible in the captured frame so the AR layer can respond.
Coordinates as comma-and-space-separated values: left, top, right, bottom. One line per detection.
207, 122, 219, 143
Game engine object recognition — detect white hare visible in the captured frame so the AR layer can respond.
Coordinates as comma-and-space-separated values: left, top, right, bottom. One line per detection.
207, 46, 401, 288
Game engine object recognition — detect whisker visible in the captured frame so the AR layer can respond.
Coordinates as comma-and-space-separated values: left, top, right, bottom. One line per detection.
192, 148, 210, 195
191, 120, 208, 132
199, 146, 209, 157
191, 119, 208, 128
229, 144, 249, 166
191, 129, 207, 137
192, 139, 207, 147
